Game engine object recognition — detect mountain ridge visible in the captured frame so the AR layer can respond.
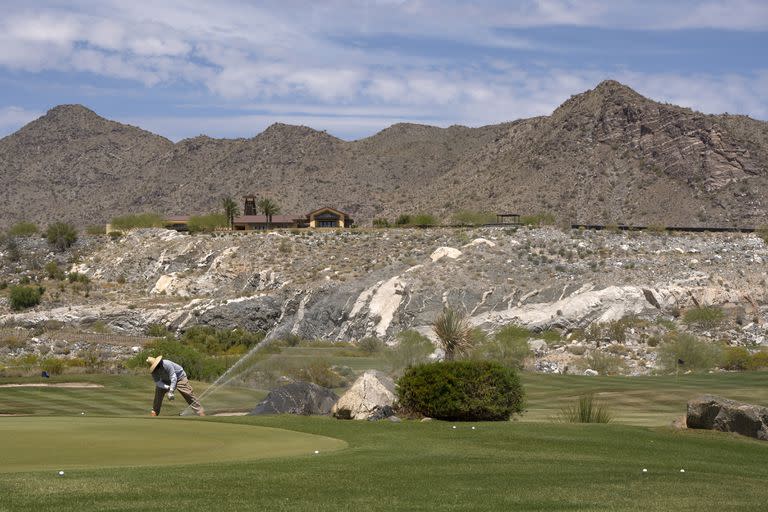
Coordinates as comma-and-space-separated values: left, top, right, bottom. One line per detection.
1, 80, 766, 228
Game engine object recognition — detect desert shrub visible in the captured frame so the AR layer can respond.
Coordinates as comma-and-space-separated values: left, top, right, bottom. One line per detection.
757, 226, 768, 245
581, 351, 625, 375
78, 348, 102, 370
275, 334, 303, 347
397, 360, 525, 421
395, 214, 412, 226
411, 213, 438, 227
558, 394, 612, 423
8, 221, 39, 237
358, 336, 385, 354
372, 218, 390, 228
41, 357, 65, 376
683, 306, 725, 329
539, 328, 562, 345
127, 339, 225, 381
9, 285, 43, 310
44, 261, 65, 280
746, 351, 768, 371
180, 326, 264, 355
90, 321, 111, 334
85, 225, 105, 235
146, 324, 170, 337
385, 330, 434, 375
520, 212, 556, 226
67, 271, 90, 284
721, 346, 751, 370
46, 223, 77, 251
657, 332, 722, 372
475, 324, 531, 369
452, 210, 496, 226
289, 360, 347, 388
3, 236, 21, 262
187, 213, 228, 233
0, 335, 26, 350
110, 213, 164, 230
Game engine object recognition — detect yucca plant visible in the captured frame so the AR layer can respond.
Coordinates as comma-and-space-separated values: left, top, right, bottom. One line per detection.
558, 394, 613, 423
432, 307, 472, 361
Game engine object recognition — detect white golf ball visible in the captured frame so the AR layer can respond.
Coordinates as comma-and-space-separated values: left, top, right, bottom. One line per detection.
314, 450, 319, 454
58, 471, 65, 476
642, 468, 648, 473
680, 469, 685, 473
452, 425, 457, 429
471, 426, 476, 430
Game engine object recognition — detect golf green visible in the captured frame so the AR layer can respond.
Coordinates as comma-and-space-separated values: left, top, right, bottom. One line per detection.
0, 417, 347, 472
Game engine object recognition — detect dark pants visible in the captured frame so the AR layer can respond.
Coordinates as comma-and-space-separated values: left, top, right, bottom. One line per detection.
152, 378, 204, 416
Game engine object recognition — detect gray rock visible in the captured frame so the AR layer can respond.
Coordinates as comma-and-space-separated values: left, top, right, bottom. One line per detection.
195, 296, 281, 333
686, 395, 768, 441
366, 405, 396, 421
250, 381, 339, 416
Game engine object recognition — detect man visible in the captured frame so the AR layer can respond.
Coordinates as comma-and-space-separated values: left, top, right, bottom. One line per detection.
146, 355, 205, 416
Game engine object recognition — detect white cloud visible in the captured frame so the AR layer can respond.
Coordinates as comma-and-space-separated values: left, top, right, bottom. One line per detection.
0, 1, 765, 141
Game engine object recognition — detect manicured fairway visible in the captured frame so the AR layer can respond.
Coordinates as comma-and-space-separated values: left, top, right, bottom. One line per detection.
521, 371, 768, 425
1, 416, 767, 511
0, 417, 347, 472
1, 372, 768, 510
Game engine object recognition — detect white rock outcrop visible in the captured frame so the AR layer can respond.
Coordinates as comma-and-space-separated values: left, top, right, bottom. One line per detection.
332, 370, 397, 420
430, 246, 462, 262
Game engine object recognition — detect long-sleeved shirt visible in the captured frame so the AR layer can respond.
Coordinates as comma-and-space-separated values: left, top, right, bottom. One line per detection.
151, 359, 187, 392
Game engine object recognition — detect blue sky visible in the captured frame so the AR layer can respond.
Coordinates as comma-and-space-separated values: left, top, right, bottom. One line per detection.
0, 0, 766, 141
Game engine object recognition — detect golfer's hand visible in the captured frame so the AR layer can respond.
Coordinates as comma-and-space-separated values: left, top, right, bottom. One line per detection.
167, 391, 175, 401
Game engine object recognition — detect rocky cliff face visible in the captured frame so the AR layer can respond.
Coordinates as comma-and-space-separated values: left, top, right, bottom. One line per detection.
2, 227, 766, 375
1, 81, 766, 229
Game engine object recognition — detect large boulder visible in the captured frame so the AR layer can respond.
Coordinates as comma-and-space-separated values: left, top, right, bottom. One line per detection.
332, 370, 397, 420
686, 395, 768, 441
250, 381, 339, 416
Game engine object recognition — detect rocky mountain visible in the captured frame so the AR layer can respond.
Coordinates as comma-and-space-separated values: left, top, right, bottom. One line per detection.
1, 80, 767, 229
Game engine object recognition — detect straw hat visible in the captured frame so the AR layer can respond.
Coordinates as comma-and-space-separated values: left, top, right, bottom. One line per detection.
146, 355, 163, 372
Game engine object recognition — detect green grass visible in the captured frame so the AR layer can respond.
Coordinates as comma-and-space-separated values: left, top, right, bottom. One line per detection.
0, 417, 345, 472
521, 371, 768, 425
1, 371, 768, 511
1, 415, 766, 511
0, 374, 264, 416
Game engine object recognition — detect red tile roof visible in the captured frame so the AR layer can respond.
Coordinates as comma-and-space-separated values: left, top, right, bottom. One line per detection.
233, 215, 303, 224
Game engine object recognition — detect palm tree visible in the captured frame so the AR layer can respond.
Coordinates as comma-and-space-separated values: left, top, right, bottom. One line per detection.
222, 196, 240, 229
432, 307, 472, 361
258, 197, 280, 227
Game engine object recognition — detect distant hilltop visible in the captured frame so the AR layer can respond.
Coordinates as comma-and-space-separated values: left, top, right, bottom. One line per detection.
0, 80, 766, 229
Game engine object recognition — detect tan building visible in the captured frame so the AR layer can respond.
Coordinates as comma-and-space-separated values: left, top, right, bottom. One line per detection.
307, 207, 353, 228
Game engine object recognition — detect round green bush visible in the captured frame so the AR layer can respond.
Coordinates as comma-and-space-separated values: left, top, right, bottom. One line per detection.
9, 285, 43, 310
396, 360, 525, 421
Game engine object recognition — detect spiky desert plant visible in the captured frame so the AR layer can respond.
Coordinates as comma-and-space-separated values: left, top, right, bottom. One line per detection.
558, 394, 613, 423
432, 307, 472, 361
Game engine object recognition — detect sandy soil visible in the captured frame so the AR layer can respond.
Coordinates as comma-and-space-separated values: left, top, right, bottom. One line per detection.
0, 383, 104, 388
